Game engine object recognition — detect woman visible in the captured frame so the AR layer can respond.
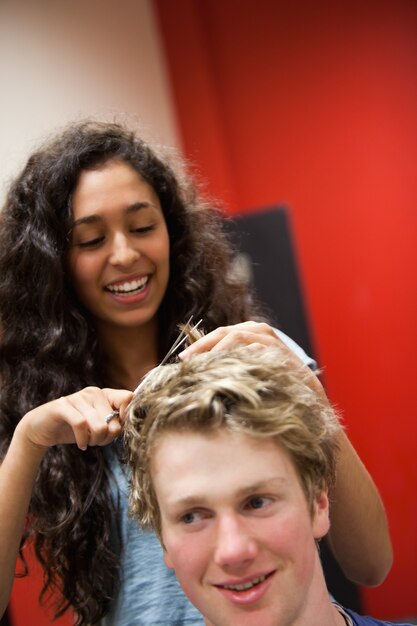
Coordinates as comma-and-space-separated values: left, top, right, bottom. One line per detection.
0, 121, 392, 625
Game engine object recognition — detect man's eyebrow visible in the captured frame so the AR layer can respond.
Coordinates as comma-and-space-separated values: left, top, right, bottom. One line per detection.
168, 495, 208, 510
167, 478, 287, 510
234, 478, 288, 499
71, 201, 157, 228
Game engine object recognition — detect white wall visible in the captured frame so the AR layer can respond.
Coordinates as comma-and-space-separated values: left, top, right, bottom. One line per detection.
0, 0, 181, 200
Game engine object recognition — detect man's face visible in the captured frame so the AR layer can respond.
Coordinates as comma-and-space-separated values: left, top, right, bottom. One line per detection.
152, 428, 330, 626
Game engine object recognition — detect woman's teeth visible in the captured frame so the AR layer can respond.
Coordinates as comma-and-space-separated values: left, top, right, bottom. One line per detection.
107, 277, 148, 295
222, 574, 267, 591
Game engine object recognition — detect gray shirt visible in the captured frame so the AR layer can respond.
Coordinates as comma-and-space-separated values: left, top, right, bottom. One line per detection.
102, 451, 203, 626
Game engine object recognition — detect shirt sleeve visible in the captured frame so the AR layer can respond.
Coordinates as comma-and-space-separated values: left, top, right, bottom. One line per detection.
273, 328, 318, 371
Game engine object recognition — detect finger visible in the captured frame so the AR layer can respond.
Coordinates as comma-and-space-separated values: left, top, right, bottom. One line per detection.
66, 387, 130, 447
243, 341, 271, 353
104, 413, 123, 441
179, 326, 230, 359
178, 324, 257, 358
235, 321, 283, 343
182, 327, 278, 356
95, 389, 133, 443
67, 391, 110, 447
102, 388, 133, 424
84, 389, 129, 446
51, 396, 92, 450
210, 330, 281, 352
179, 322, 282, 359
117, 397, 134, 425
71, 417, 91, 451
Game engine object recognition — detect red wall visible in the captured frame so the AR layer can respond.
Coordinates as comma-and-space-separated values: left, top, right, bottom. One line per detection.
156, 0, 417, 620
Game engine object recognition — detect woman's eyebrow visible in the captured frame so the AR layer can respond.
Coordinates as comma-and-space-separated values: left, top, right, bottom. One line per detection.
125, 201, 157, 215
72, 202, 157, 228
72, 214, 102, 228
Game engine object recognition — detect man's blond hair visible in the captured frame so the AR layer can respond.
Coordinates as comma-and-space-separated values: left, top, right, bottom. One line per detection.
125, 347, 341, 537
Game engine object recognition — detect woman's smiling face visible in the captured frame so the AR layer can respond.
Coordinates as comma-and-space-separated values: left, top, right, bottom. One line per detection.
67, 159, 170, 337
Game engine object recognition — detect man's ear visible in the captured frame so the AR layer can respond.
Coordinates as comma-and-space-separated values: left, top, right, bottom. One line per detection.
163, 544, 174, 570
312, 488, 330, 540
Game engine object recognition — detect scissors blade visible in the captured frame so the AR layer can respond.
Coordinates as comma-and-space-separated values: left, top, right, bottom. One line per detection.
127, 316, 203, 408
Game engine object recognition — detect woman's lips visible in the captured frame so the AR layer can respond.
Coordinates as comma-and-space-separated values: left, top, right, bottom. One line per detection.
105, 274, 149, 295
105, 275, 151, 304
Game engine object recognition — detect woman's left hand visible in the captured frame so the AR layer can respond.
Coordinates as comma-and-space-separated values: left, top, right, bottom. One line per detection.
179, 321, 291, 360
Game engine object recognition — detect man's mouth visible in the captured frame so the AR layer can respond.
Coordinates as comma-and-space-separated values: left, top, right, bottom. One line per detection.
106, 276, 149, 296
218, 572, 272, 592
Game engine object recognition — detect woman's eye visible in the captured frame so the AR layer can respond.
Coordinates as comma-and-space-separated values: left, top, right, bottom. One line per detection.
77, 236, 105, 248
132, 225, 155, 234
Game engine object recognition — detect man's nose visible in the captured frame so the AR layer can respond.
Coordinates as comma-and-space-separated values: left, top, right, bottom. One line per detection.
213, 514, 258, 568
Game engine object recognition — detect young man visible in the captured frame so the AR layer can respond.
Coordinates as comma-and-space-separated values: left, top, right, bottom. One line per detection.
125, 347, 408, 626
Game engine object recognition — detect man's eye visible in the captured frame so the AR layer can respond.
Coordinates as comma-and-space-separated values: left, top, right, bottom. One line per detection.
246, 496, 271, 510
180, 511, 203, 525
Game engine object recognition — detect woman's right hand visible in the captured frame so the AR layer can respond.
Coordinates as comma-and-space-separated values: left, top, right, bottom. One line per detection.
17, 386, 133, 452
0, 385, 134, 618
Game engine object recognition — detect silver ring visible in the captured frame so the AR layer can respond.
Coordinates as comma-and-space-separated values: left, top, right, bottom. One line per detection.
105, 409, 120, 424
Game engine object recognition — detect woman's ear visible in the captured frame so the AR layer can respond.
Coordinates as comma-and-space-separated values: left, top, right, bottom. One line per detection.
312, 488, 330, 540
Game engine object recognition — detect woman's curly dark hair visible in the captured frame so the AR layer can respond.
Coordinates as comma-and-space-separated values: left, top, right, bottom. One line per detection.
0, 120, 262, 624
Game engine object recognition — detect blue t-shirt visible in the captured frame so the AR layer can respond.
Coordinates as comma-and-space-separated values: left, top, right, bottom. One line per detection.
101, 331, 314, 625
102, 449, 204, 626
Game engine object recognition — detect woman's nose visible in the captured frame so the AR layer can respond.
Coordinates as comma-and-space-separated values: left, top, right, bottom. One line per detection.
109, 233, 140, 267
